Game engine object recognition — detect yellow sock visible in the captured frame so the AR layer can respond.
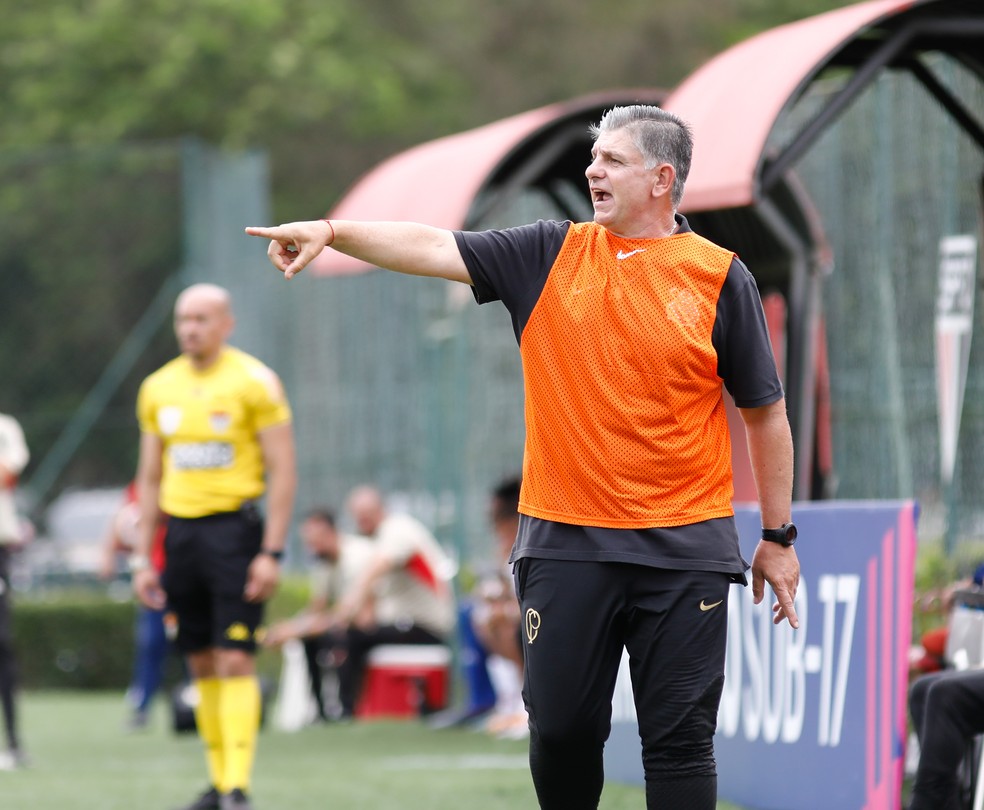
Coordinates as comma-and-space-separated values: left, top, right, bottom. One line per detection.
193, 678, 224, 792
218, 675, 262, 794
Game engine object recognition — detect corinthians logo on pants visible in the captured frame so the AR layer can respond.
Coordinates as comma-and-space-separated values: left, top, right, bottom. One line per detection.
525, 608, 541, 644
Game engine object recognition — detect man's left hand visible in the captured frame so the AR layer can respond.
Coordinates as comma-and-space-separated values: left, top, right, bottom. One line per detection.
244, 553, 280, 603
751, 541, 800, 628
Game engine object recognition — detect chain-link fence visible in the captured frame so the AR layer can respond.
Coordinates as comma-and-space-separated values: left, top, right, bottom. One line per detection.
775, 57, 984, 561
0, 138, 527, 568
5, 55, 983, 574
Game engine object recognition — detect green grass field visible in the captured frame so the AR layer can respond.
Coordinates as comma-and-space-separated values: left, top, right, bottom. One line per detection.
1, 692, 745, 809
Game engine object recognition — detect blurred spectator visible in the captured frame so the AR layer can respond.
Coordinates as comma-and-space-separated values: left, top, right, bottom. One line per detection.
100, 482, 171, 731
907, 568, 984, 808
263, 508, 373, 720
473, 476, 525, 737
0, 412, 29, 770
910, 565, 984, 677
320, 485, 455, 718
430, 476, 524, 735
908, 667, 984, 809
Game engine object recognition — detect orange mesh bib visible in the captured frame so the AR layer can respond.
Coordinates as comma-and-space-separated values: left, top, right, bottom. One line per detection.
519, 222, 737, 528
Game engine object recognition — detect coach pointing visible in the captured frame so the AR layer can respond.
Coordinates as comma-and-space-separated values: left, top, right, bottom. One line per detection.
247, 105, 798, 810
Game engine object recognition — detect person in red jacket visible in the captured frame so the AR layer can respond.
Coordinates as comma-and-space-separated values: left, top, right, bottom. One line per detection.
101, 481, 170, 731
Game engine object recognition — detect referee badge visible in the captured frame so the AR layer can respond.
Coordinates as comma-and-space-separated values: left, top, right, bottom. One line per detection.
209, 411, 231, 433
158, 406, 182, 436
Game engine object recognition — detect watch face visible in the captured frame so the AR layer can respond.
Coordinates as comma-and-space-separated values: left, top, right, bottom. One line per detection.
762, 523, 797, 545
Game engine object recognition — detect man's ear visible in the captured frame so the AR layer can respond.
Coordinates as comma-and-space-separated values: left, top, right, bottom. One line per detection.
652, 164, 675, 199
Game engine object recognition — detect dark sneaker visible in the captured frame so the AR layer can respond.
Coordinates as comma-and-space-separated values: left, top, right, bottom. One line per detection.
220, 788, 253, 810
175, 787, 221, 810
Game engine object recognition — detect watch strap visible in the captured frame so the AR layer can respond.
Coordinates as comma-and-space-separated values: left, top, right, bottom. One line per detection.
761, 523, 796, 546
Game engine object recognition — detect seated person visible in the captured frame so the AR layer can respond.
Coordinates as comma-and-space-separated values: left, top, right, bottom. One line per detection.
910, 564, 984, 677
908, 569, 984, 809
270, 487, 455, 719
471, 477, 525, 737
330, 486, 456, 717
264, 508, 373, 720
908, 667, 984, 809
430, 476, 524, 733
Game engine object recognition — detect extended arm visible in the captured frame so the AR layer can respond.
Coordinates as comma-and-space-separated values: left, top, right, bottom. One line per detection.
739, 398, 800, 628
332, 551, 394, 627
245, 219, 472, 283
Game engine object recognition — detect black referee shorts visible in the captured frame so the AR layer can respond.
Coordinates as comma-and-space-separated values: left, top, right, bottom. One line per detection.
161, 507, 264, 655
514, 557, 732, 779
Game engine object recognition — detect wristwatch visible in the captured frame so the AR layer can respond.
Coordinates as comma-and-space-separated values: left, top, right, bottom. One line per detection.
761, 523, 797, 547
259, 549, 284, 561
128, 554, 151, 573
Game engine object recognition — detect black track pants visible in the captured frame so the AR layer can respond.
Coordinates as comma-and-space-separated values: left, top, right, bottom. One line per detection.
909, 668, 984, 810
514, 558, 731, 810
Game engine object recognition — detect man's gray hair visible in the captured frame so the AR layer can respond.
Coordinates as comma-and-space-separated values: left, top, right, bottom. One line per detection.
590, 105, 693, 208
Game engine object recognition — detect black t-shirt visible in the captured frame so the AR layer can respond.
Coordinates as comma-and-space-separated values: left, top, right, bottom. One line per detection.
455, 216, 783, 580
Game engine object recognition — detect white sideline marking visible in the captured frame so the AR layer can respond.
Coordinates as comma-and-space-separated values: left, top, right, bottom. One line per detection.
380, 754, 528, 771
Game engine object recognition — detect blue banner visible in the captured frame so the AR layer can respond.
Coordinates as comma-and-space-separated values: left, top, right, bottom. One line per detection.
604, 501, 918, 810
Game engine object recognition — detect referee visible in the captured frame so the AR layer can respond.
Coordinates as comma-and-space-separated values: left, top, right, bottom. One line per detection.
132, 283, 296, 810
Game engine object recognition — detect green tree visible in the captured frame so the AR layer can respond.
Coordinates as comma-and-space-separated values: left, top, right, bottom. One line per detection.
0, 0, 858, 500
0, 0, 857, 218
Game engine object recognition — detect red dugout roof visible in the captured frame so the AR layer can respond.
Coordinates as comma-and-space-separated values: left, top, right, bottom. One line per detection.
311, 107, 559, 275
664, 0, 923, 213
310, 90, 665, 276
310, 0, 983, 274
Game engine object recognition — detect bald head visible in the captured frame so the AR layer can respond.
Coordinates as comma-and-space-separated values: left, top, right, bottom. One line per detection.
177, 283, 231, 312
346, 485, 386, 536
174, 283, 235, 368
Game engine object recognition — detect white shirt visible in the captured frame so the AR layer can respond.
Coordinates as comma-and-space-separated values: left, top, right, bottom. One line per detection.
0, 414, 29, 544
308, 534, 374, 606
372, 512, 456, 637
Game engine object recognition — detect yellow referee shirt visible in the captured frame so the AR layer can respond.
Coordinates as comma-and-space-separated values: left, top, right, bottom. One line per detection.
137, 346, 292, 518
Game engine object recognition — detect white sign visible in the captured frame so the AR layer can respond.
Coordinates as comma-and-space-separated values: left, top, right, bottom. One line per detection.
935, 235, 978, 485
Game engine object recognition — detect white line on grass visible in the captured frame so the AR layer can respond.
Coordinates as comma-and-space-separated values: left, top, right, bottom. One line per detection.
380, 754, 529, 771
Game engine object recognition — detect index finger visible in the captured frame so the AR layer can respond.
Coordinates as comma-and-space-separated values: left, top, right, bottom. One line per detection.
245, 225, 281, 239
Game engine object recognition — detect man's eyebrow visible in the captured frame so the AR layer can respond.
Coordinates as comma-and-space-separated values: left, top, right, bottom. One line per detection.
593, 145, 629, 161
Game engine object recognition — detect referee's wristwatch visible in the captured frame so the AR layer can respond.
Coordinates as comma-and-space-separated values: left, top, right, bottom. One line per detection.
761, 523, 797, 547
128, 554, 151, 573
259, 549, 284, 562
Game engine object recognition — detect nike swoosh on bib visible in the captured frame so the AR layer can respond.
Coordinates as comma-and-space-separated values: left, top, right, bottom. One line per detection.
616, 248, 645, 260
